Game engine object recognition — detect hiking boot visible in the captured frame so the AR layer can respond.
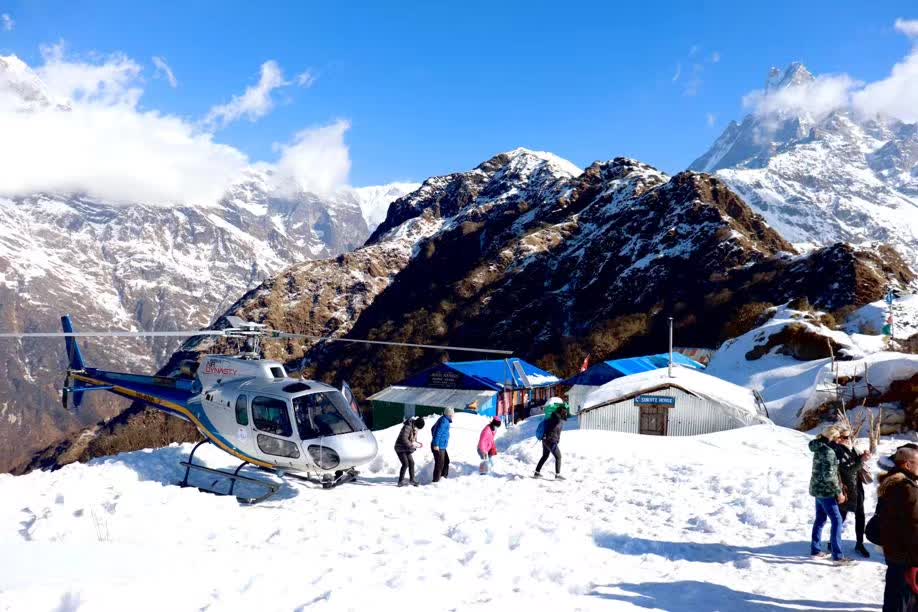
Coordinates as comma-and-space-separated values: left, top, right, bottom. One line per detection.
555, 474, 566, 481
810, 551, 830, 559
833, 557, 855, 566
854, 544, 870, 558
410, 479, 420, 487
533, 471, 542, 479
397, 480, 406, 487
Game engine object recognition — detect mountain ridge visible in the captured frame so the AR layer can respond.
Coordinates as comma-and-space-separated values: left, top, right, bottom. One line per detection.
17, 148, 912, 472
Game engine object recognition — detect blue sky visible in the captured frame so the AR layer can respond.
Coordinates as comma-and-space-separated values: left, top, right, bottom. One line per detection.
1, 0, 916, 186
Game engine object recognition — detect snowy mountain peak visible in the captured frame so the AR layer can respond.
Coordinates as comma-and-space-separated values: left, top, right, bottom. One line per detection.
498, 147, 583, 179
766, 62, 815, 91
0, 54, 70, 112
690, 61, 918, 270
367, 149, 580, 245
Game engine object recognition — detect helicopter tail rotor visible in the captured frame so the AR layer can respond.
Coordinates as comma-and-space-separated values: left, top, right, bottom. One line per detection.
61, 315, 86, 371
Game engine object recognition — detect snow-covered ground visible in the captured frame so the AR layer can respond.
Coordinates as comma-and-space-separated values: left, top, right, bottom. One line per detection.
708, 305, 918, 429
845, 294, 918, 341
1, 413, 908, 611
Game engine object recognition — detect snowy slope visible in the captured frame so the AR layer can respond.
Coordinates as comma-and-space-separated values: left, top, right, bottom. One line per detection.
350, 182, 421, 231
845, 293, 918, 340
708, 305, 918, 429
0, 412, 902, 611
691, 63, 918, 268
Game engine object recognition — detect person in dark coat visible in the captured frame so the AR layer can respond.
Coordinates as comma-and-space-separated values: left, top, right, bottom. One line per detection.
394, 417, 424, 487
831, 429, 872, 557
534, 405, 568, 480
877, 445, 918, 612
431, 407, 454, 483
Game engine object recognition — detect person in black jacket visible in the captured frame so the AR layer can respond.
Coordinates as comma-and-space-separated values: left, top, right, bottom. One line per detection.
534, 405, 568, 480
394, 417, 424, 487
831, 429, 872, 557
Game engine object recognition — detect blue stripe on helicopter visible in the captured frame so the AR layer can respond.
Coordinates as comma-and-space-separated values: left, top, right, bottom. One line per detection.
71, 370, 272, 468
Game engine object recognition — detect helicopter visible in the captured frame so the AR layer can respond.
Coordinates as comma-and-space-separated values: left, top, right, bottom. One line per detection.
3, 315, 512, 503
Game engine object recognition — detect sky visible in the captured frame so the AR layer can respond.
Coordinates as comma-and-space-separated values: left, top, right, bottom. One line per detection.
0, 0, 916, 197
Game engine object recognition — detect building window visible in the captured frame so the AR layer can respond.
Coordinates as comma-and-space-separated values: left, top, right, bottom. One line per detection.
235, 394, 249, 425
252, 396, 292, 437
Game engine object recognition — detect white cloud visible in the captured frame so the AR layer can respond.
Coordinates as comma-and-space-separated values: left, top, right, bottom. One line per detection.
743, 73, 857, 120
152, 56, 178, 88
706, 113, 717, 127
271, 120, 351, 196
743, 21, 918, 124
894, 18, 918, 38
295, 70, 315, 87
1, 13, 13, 31
204, 60, 288, 129
37, 42, 142, 106
852, 46, 918, 122
684, 64, 704, 97
0, 47, 351, 207
672, 47, 720, 94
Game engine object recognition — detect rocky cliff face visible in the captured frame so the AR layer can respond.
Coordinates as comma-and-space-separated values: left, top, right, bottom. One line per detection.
691, 62, 918, 268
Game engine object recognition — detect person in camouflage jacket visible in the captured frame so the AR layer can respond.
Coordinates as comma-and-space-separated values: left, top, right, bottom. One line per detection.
809, 425, 850, 564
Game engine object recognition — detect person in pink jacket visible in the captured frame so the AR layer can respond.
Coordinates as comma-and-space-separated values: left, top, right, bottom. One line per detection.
478, 417, 501, 474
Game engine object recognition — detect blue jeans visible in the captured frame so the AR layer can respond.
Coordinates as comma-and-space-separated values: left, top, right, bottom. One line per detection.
811, 497, 845, 560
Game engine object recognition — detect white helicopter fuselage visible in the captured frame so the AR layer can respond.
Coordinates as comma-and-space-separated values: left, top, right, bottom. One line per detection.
192, 356, 379, 475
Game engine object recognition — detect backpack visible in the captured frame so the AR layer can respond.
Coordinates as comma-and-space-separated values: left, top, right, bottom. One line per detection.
535, 418, 546, 441
865, 497, 885, 546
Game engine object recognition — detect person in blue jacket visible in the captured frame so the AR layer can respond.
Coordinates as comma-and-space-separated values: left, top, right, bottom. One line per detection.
431, 407, 454, 482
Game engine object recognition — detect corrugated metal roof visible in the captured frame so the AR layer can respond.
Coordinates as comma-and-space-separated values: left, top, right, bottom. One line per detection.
448, 358, 560, 389
563, 353, 705, 386
368, 386, 497, 410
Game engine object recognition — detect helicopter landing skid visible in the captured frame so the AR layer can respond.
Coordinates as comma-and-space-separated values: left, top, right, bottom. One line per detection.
178, 440, 281, 505
284, 468, 359, 489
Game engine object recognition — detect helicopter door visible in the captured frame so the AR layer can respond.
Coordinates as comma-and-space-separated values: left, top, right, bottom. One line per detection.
233, 394, 255, 454
250, 396, 300, 463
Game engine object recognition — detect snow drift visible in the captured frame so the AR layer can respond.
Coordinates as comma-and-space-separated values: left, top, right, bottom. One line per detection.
0, 412, 901, 611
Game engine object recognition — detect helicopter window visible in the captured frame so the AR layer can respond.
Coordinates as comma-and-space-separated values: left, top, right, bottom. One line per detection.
293, 392, 364, 439
270, 366, 285, 379
256, 434, 300, 459
235, 394, 249, 426
251, 396, 292, 438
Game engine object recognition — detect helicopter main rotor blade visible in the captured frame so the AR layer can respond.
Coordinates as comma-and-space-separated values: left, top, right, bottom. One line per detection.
267, 331, 513, 355
0, 331, 228, 338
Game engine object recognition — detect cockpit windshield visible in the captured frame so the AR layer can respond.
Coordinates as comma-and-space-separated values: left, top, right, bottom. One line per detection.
293, 391, 367, 439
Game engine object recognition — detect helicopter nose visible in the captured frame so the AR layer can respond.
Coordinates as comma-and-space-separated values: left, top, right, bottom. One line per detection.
344, 430, 378, 465
312, 431, 378, 469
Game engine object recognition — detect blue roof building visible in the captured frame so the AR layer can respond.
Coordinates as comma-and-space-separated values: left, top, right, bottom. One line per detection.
565, 354, 705, 414
367, 358, 560, 429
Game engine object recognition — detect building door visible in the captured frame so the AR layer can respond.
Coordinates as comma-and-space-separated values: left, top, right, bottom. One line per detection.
639, 406, 668, 436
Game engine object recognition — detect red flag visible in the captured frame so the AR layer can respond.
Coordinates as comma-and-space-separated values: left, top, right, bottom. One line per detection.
580, 354, 590, 373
